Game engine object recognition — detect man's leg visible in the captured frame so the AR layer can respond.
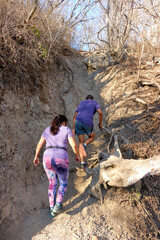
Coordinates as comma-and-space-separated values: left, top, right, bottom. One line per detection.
75, 120, 87, 167
77, 134, 87, 164
85, 132, 95, 146
78, 132, 95, 161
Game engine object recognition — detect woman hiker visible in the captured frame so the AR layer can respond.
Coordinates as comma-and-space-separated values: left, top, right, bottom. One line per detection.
33, 115, 80, 218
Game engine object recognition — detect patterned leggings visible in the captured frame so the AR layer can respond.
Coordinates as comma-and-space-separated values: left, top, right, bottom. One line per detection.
43, 156, 69, 207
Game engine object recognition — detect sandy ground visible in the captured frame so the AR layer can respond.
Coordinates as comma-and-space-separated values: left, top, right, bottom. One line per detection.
10, 132, 159, 240
12, 134, 138, 240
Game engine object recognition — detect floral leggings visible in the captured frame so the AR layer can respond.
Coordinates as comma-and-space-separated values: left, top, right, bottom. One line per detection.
43, 156, 69, 207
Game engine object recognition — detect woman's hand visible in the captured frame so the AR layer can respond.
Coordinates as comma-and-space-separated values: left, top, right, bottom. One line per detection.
33, 156, 40, 166
33, 137, 46, 166
75, 156, 80, 162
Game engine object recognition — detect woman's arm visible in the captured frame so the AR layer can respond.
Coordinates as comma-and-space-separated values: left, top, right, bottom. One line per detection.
33, 137, 46, 166
68, 136, 80, 162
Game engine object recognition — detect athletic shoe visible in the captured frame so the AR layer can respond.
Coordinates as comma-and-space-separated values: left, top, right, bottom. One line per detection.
49, 207, 56, 218
81, 162, 86, 170
83, 143, 87, 154
52, 203, 63, 214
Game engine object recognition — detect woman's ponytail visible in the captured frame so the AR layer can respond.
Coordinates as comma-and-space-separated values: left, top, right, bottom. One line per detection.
50, 115, 67, 135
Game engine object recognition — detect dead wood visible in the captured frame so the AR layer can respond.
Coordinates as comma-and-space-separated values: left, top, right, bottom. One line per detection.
99, 155, 160, 187
140, 81, 160, 92
133, 97, 148, 108
102, 127, 123, 158
149, 112, 160, 120
77, 128, 160, 204
85, 154, 160, 204
25, 0, 38, 24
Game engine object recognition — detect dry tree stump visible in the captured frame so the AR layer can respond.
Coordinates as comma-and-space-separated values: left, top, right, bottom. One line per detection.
77, 128, 160, 204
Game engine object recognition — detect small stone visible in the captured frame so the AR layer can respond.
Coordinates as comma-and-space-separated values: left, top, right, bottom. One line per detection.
92, 236, 98, 240
37, 210, 41, 214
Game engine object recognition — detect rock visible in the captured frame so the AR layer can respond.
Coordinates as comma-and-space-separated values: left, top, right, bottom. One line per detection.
92, 236, 98, 240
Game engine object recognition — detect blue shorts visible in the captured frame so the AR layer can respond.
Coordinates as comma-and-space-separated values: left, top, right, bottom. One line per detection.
75, 120, 94, 135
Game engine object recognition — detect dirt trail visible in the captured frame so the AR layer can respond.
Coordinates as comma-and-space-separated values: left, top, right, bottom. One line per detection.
11, 56, 130, 240
14, 133, 136, 240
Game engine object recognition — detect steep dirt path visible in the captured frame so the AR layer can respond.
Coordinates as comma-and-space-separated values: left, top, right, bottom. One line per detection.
12, 56, 125, 240
14, 133, 136, 240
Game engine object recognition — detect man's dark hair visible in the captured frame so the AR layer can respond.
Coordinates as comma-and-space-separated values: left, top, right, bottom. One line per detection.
86, 95, 94, 100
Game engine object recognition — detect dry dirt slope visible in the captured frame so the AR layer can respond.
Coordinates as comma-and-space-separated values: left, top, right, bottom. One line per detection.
3, 53, 160, 240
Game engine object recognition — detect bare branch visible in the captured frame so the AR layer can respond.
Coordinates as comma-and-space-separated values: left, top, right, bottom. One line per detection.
140, 81, 160, 92
97, 26, 110, 46
25, 0, 39, 23
82, 41, 101, 48
133, 97, 148, 108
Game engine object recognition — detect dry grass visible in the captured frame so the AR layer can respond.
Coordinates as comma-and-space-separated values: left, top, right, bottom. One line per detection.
121, 102, 160, 159
0, 0, 73, 92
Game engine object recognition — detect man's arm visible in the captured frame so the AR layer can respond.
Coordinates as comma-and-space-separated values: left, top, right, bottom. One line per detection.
97, 108, 103, 130
72, 112, 78, 135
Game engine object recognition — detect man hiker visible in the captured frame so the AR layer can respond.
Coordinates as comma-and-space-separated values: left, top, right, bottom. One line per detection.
72, 94, 103, 169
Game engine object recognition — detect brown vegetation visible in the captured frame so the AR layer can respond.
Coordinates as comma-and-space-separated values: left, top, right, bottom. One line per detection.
0, 0, 73, 93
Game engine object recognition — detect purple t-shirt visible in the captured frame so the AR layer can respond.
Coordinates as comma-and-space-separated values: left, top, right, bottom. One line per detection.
75, 100, 100, 126
42, 125, 73, 149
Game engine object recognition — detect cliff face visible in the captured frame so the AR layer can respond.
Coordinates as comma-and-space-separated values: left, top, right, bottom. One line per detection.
0, 54, 76, 226
0, 50, 103, 229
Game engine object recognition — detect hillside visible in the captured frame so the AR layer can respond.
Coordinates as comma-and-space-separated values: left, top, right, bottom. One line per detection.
1, 49, 160, 240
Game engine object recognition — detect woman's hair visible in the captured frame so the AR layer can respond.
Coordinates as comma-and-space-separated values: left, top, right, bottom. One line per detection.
50, 115, 67, 135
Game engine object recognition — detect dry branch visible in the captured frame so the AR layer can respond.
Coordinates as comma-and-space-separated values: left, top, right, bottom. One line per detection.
25, 0, 38, 23
149, 112, 160, 120
103, 126, 126, 157
133, 97, 148, 108
140, 81, 160, 92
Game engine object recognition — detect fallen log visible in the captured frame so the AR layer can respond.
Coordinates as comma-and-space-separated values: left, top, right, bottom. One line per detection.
85, 154, 160, 204
96, 155, 160, 187
77, 129, 160, 204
